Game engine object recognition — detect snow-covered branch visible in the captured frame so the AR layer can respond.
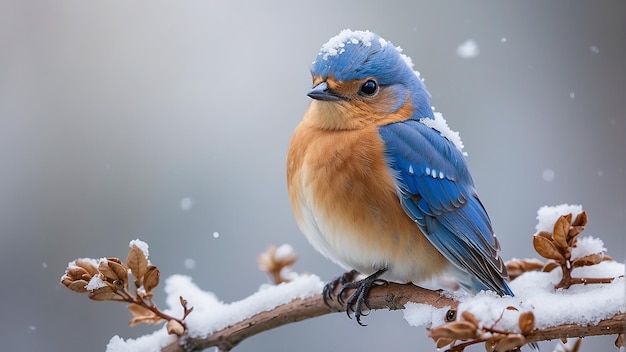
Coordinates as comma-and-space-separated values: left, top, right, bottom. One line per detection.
161, 282, 456, 352
156, 283, 624, 352
61, 205, 625, 352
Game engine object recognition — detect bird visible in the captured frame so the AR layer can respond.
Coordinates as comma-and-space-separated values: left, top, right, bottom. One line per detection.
286, 29, 512, 325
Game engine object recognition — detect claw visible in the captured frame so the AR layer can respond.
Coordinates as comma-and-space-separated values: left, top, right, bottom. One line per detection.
323, 270, 358, 306
328, 268, 388, 325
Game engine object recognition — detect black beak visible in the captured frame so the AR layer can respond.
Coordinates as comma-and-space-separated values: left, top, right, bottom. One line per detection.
307, 82, 341, 101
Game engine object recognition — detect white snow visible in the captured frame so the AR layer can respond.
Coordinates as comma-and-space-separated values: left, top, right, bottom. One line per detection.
274, 244, 295, 261
180, 197, 193, 211
85, 274, 107, 290
542, 168, 555, 182
315, 29, 420, 79
107, 273, 324, 351
184, 258, 196, 269
571, 236, 606, 260
317, 29, 376, 61
456, 40, 479, 58
66, 257, 99, 271
129, 239, 150, 258
403, 260, 624, 332
535, 204, 583, 233
107, 331, 175, 352
212, 231, 220, 238
419, 112, 467, 155
589, 45, 600, 54
403, 303, 451, 328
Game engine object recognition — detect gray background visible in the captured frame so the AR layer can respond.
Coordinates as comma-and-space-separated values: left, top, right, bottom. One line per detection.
1, 1, 624, 351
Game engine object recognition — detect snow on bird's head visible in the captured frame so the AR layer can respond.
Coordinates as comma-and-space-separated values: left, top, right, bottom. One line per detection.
311, 29, 420, 84
310, 29, 434, 119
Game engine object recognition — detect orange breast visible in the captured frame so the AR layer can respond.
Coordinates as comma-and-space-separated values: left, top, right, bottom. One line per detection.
287, 119, 448, 283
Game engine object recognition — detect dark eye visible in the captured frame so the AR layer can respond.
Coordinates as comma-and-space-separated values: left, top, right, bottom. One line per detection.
359, 80, 378, 96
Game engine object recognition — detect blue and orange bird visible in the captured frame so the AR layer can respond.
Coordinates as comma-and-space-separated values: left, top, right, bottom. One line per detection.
287, 30, 512, 324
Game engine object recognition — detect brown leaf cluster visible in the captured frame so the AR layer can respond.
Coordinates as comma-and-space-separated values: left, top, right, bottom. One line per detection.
60, 258, 99, 294
60, 242, 191, 336
428, 309, 535, 352
531, 211, 618, 289
533, 212, 587, 265
258, 245, 298, 284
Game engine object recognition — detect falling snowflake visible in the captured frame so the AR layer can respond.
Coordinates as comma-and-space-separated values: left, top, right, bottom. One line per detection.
456, 40, 479, 58
542, 169, 555, 182
180, 197, 193, 211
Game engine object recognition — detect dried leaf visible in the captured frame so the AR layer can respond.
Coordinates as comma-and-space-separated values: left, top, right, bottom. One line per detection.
128, 303, 163, 326
542, 261, 560, 272
461, 311, 479, 328
75, 258, 99, 276
107, 257, 123, 265
143, 265, 160, 293
518, 311, 535, 335
572, 338, 582, 352
562, 213, 572, 224
67, 267, 91, 280
88, 286, 123, 301
536, 231, 553, 240
485, 336, 504, 352
108, 260, 129, 284
533, 235, 564, 261
429, 321, 477, 340
166, 319, 185, 336
494, 334, 526, 352
568, 235, 578, 249
99, 260, 120, 281
520, 259, 545, 272
66, 279, 89, 293
435, 337, 455, 349
506, 306, 519, 311
572, 211, 587, 227
127, 244, 149, 284
572, 253, 603, 268
568, 226, 585, 240
616, 334, 624, 349
506, 259, 545, 279
553, 216, 570, 249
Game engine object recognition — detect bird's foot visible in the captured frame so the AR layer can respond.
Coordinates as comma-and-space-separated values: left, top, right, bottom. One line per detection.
323, 269, 358, 306
338, 268, 388, 326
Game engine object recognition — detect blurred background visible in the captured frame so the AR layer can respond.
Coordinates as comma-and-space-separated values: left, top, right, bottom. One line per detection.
1, 1, 624, 351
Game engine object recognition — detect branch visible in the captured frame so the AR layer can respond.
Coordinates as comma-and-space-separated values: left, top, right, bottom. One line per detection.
161, 282, 625, 352
163, 282, 456, 352
525, 313, 625, 343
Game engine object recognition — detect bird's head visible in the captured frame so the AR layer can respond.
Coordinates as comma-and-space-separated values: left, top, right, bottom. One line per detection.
305, 29, 434, 130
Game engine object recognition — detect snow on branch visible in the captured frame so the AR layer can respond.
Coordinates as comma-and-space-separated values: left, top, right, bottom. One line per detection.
60, 205, 625, 352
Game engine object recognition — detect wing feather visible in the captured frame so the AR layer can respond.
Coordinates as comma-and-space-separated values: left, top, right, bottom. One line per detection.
378, 120, 512, 295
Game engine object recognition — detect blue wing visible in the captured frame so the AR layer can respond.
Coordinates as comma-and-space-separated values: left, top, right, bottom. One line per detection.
378, 120, 513, 296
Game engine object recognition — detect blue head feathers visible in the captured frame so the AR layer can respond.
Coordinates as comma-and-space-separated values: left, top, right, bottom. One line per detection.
311, 29, 435, 119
